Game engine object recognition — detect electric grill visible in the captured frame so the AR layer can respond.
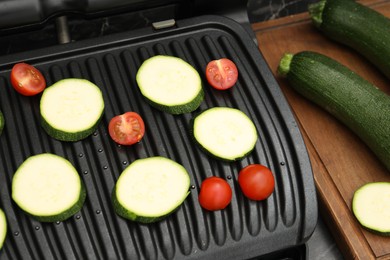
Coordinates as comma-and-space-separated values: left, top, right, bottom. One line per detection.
0, 1, 317, 259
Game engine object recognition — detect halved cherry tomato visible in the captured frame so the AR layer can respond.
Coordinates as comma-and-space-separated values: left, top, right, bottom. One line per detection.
108, 112, 145, 146
205, 58, 238, 90
198, 176, 232, 211
238, 164, 275, 201
10, 63, 46, 96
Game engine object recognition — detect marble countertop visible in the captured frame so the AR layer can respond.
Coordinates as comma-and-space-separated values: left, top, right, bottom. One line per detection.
248, 0, 317, 22
0, 1, 344, 259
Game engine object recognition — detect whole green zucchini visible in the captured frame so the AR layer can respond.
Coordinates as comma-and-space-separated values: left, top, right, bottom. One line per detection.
278, 51, 390, 172
309, 0, 390, 79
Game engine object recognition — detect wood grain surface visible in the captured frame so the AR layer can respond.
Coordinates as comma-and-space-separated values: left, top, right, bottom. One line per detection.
252, 1, 390, 259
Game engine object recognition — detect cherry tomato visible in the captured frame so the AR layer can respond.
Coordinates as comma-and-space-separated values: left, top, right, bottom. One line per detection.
10, 63, 46, 96
238, 164, 275, 201
108, 112, 145, 145
205, 58, 238, 90
198, 176, 232, 211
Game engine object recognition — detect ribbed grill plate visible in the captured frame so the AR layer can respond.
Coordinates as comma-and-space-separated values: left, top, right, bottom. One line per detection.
0, 15, 317, 260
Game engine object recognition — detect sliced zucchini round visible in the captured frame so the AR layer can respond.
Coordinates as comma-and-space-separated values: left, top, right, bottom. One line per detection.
112, 156, 190, 223
0, 110, 4, 136
0, 209, 6, 250
192, 107, 258, 161
136, 55, 204, 114
352, 182, 390, 236
12, 153, 86, 222
40, 78, 105, 141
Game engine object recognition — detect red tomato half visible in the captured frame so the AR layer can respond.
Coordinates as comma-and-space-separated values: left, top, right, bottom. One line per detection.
205, 58, 238, 90
10, 63, 46, 96
238, 164, 275, 201
198, 176, 232, 211
108, 112, 145, 146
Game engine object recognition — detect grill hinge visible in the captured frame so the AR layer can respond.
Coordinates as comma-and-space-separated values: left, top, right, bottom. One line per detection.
56, 16, 71, 44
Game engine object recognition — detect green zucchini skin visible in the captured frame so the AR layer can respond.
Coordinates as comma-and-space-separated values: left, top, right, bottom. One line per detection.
111, 156, 191, 224
0, 208, 6, 249
41, 116, 102, 142
309, 0, 390, 79
40, 78, 105, 142
278, 51, 390, 172
28, 182, 86, 223
12, 153, 87, 222
352, 182, 390, 236
136, 55, 204, 115
111, 187, 190, 224
190, 107, 258, 162
142, 89, 204, 115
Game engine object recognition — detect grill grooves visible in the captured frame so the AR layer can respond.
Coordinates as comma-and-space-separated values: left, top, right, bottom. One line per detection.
0, 16, 316, 260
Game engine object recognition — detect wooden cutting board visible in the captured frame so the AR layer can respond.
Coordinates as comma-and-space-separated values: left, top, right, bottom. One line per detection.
252, 1, 390, 259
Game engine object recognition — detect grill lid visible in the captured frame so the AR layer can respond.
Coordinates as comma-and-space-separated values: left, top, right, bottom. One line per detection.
0, 15, 317, 259
0, 0, 181, 30
0, 0, 248, 31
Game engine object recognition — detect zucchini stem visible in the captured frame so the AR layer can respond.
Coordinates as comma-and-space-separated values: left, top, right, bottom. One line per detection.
308, 0, 326, 27
277, 53, 293, 77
